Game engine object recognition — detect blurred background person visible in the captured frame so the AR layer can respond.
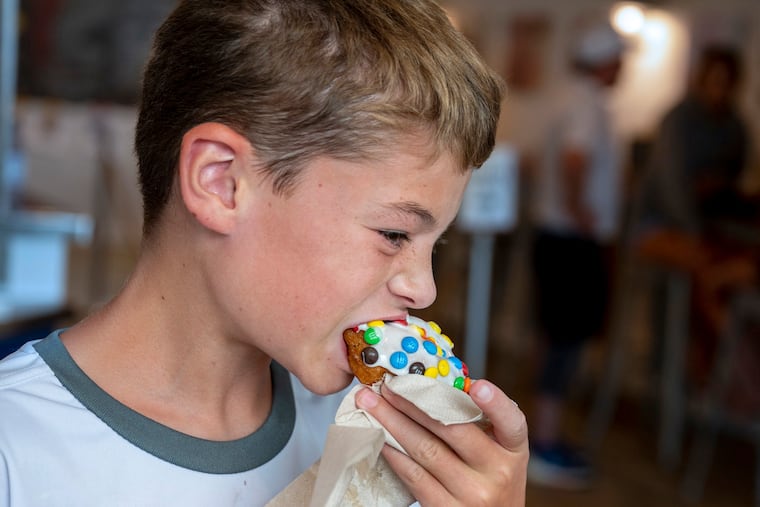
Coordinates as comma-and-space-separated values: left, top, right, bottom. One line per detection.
638, 44, 751, 241
637, 44, 757, 340
636, 43, 758, 406
527, 22, 628, 490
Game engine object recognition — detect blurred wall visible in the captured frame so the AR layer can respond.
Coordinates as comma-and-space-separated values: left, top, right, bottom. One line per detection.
10, 0, 760, 313
441, 0, 760, 186
18, 0, 175, 102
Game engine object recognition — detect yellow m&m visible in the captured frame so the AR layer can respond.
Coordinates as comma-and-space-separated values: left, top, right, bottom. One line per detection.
424, 367, 438, 378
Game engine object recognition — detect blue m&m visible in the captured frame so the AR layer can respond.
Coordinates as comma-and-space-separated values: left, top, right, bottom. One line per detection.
401, 336, 419, 353
390, 351, 408, 369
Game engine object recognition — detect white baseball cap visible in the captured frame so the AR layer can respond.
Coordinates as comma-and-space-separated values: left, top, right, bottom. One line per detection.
574, 24, 626, 65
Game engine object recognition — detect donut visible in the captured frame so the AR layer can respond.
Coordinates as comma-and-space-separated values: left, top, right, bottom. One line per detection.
343, 316, 471, 392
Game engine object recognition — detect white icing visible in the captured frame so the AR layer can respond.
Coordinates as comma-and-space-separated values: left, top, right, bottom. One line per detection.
357, 315, 468, 388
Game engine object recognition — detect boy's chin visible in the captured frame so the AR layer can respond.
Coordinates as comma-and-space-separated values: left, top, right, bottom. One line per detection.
297, 369, 356, 396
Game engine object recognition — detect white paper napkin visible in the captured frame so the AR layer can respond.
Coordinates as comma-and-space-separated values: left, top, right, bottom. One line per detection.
267, 374, 483, 507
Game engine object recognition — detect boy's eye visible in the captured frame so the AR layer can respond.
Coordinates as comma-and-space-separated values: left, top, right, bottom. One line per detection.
378, 230, 410, 249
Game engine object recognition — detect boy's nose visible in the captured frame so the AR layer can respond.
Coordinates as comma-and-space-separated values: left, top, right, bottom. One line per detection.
388, 252, 437, 310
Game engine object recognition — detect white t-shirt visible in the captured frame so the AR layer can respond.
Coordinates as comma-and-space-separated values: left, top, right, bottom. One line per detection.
533, 75, 624, 242
0, 331, 351, 506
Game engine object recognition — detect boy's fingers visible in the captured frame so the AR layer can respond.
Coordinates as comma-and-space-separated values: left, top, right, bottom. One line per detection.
380, 443, 452, 505
356, 386, 471, 487
468, 379, 529, 453
372, 379, 529, 506
375, 378, 528, 473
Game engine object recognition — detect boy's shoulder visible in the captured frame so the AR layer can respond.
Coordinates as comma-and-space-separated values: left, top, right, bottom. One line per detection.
0, 338, 52, 392
0, 336, 67, 451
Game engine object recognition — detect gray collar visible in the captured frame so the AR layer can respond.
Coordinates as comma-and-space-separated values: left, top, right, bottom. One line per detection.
35, 330, 295, 474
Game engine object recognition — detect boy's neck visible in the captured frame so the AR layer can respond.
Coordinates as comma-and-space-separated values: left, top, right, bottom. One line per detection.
60, 241, 274, 441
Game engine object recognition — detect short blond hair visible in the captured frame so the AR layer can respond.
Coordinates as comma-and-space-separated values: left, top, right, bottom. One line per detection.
136, 0, 505, 234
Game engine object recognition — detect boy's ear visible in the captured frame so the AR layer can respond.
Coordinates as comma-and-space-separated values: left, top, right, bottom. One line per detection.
178, 122, 251, 234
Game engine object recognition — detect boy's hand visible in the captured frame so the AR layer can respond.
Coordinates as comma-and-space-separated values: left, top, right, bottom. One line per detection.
354, 379, 528, 506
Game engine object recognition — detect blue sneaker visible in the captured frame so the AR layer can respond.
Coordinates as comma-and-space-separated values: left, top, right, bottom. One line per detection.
528, 441, 592, 490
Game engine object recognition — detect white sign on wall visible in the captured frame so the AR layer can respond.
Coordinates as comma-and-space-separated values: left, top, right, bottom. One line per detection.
457, 144, 518, 233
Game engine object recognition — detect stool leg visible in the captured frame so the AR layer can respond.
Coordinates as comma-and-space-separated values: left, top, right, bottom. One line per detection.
585, 316, 629, 456
680, 394, 723, 503
755, 433, 760, 507
681, 292, 746, 503
681, 419, 719, 503
585, 256, 634, 456
659, 273, 690, 470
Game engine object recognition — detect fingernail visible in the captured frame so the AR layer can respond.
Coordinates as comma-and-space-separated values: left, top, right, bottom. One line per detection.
470, 381, 494, 403
355, 387, 379, 409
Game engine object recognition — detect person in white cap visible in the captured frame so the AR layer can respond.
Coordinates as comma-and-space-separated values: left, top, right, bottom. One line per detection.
528, 21, 627, 490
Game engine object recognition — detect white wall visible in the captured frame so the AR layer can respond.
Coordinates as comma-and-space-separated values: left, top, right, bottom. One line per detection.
442, 0, 760, 177
15, 100, 142, 310
17, 100, 142, 249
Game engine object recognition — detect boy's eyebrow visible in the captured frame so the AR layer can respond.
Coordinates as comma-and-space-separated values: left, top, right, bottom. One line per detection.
384, 201, 437, 227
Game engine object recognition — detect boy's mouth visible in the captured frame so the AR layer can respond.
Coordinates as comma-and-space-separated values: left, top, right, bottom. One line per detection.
345, 315, 409, 332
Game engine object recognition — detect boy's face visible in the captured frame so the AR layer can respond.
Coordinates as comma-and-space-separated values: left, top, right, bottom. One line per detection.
222, 138, 470, 394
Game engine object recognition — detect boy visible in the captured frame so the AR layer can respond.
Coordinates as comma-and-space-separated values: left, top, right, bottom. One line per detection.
0, 0, 528, 505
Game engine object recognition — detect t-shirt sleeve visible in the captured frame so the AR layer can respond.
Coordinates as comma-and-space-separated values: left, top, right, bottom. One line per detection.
0, 450, 10, 507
